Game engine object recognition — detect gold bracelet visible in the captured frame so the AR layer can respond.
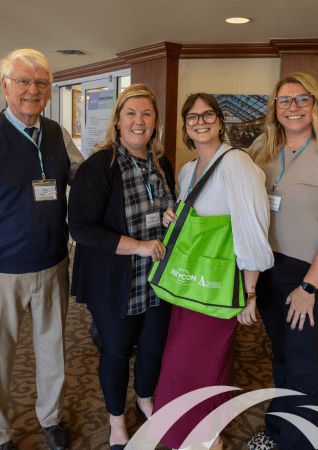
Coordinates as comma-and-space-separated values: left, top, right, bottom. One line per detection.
245, 291, 257, 301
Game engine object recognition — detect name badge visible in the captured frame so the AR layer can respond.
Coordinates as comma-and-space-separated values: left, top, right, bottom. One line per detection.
268, 194, 282, 212
146, 211, 161, 228
32, 179, 58, 201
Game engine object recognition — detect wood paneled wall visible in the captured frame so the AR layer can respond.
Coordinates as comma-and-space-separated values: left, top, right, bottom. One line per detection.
118, 43, 182, 172
280, 54, 318, 80
270, 39, 318, 79
130, 57, 179, 170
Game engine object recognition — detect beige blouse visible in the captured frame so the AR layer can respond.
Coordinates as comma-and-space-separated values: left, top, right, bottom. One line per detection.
249, 134, 318, 264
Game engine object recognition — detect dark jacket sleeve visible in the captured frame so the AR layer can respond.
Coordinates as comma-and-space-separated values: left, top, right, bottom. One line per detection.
160, 154, 176, 200
68, 150, 123, 255
68, 149, 132, 316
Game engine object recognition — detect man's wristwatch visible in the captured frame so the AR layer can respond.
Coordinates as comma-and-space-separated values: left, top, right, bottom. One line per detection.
301, 281, 318, 295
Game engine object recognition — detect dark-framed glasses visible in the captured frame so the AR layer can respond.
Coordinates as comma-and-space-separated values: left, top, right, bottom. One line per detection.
275, 94, 314, 109
185, 110, 218, 126
6, 77, 51, 90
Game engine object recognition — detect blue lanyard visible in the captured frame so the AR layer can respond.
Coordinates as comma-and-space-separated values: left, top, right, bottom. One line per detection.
6, 114, 46, 180
131, 154, 154, 208
187, 143, 222, 196
273, 135, 312, 190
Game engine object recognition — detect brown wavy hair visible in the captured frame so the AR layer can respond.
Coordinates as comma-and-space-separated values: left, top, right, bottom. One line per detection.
94, 83, 164, 172
181, 93, 225, 150
256, 72, 318, 167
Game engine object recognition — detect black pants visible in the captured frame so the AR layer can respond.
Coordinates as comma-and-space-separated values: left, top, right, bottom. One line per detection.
87, 300, 171, 416
257, 252, 318, 450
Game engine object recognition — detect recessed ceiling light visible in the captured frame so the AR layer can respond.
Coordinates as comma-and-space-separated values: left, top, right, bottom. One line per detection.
226, 17, 251, 24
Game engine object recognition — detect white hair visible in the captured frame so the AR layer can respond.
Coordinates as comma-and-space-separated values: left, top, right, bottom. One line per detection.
0, 49, 52, 83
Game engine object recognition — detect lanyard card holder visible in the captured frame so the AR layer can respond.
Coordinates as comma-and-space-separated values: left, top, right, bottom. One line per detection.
267, 188, 282, 212
32, 179, 58, 201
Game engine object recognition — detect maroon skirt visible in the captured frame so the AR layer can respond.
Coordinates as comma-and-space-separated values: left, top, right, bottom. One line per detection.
152, 304, 238, 448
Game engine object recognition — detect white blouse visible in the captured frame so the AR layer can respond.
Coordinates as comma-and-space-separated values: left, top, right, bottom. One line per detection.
177, 144, 274, 272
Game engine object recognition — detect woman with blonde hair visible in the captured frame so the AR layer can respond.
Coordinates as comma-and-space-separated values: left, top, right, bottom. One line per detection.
68, 83, 175, 449
248, 73, 318, 450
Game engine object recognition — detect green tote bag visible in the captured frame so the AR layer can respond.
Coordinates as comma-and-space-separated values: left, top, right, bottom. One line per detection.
148, 148, 247, 319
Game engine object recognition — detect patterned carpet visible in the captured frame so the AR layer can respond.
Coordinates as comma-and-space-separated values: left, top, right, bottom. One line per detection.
7, 246, 274, 450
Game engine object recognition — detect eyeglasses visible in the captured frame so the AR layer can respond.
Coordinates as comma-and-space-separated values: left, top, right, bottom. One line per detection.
275, 94, 314, 109
185, 110, 218, 126
6, 77, 51, 90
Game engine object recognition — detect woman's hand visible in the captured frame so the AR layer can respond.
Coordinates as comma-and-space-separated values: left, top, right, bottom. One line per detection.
238, 269, 259, 325
286, 286, 315, 330
136, 239, 166, 262
162, 208, 177, 228
237, 300, 257, 326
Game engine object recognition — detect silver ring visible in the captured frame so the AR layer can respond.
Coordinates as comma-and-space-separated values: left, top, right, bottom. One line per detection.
300, 314, 306, 318
158, 251, 161, 255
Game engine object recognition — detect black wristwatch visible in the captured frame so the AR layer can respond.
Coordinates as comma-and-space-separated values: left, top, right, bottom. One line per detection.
301, 281, 318, 295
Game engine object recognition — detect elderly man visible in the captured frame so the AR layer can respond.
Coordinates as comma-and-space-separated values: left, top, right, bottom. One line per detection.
0, 49, 84, 450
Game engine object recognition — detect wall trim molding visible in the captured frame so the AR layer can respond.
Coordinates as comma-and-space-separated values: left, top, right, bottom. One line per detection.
53, 39, 318, 82
180, 43, 278, 59
117, 42, 183, 65
53, 57, 130, 82
270, 38, 318, 55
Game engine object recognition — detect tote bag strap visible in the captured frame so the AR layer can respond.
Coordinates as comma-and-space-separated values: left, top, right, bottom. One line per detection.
169, 147, 251, 247
185, 147, 251, 207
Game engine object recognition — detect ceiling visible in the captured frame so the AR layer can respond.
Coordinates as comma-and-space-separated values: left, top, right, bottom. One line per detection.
1, 0, 317, 74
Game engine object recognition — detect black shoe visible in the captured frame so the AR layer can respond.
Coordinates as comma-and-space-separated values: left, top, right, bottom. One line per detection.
135, 399, 149, 422
43, 422, 71, 450
0, 442, 16, 450
109, 425, 127, 450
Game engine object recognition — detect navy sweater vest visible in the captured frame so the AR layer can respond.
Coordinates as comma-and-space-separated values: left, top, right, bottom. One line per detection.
0, 113, 70, 273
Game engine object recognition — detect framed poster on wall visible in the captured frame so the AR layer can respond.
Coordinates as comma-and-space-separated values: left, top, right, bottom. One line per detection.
211, 95, 268, 148
72, 89, 81, 138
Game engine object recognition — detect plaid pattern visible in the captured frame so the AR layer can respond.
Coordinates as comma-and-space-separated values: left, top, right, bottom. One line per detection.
117, 142, 175, 315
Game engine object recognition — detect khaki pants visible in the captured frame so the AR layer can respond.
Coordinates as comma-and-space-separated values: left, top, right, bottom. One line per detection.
0, 257, 69, 444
